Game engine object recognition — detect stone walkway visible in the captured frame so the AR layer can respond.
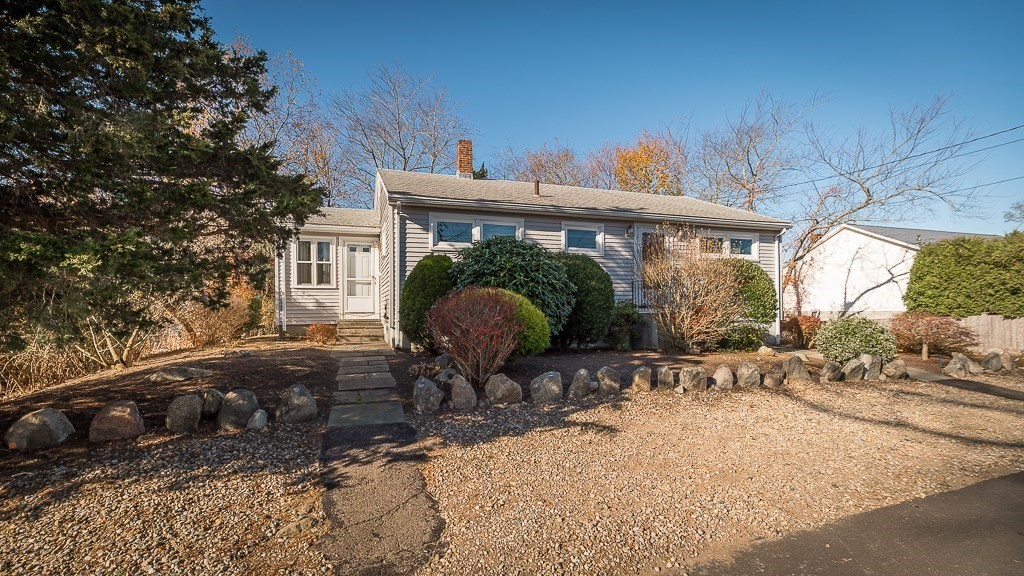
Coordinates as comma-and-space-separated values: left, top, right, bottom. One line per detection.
327, 348, 406, 428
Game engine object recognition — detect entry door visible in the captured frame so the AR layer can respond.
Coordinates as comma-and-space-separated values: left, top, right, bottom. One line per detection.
345, 243, 374, 314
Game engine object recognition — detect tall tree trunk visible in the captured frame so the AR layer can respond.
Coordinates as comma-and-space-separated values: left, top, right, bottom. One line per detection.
921, 342, 929, 360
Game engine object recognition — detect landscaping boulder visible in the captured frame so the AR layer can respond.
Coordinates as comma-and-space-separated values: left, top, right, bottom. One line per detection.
217, 388, 261, 430
596, 366, 621, 395
247, 409, 268, 430
952, 352, 984, 375
449, 375, 477, 411
631, 366, 652, 393
784, 356, 811, 382
757, 346, 776, 356
435, 368, 459, 392
484, 374, 522, 405
762, 363, 786, 389
981, 352, 1002, 372
413, 377, 444, 413
882, 359, 910, 380
530, 372, 563, 404
735, 363, 760, 389
656, 366, 675, 390
942, 355, 970, 379
820, 361, 843, 383
276, 384, 318, 424
860, 354, 882, 380
434, 353, 453, 369
711, 364, 734, 391
147, 366, 213, 383
198, 388, 224, 419
165, 395, 202, 434
1001, 352, 1016, 372
841, 359, 865, 381
90, 400, 145, 442
675, 367, 707, 393
568, 369, 592, 400
4, 408, 74, 452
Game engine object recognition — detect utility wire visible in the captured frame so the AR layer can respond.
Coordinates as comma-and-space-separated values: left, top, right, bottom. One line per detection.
940, 175, 1024, 195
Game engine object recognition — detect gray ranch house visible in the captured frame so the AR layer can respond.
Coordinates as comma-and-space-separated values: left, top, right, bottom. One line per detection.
275, 141, 790, 349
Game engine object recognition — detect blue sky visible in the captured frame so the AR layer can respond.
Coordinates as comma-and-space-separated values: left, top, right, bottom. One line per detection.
202, 0, 1023, 233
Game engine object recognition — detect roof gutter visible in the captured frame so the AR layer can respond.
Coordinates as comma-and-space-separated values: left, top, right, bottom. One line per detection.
387, 193, 791, 231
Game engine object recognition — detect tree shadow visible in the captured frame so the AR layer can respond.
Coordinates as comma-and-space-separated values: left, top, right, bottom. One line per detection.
930, 377, 1024, 402
884, 386, 1024, 416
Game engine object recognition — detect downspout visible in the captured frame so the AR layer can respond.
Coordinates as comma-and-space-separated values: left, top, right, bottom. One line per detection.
393, 201, 402, 349
775, 230, 784, 344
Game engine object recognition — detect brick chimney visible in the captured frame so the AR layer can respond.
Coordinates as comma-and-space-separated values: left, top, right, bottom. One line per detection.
456, 139, 473, 179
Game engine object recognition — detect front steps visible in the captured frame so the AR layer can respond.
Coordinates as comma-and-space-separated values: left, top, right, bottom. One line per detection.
336, 319, 386, 346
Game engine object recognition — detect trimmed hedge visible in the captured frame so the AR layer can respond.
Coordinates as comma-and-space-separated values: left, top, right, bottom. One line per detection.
608, 301, 643, 351
717, 323, 764, 351
552, 253, 615, 348
730, 259, 777, 325
400, 254, 454, 350
451, 237, 576, 334
502, 290, 550, 356
815, 317, 897, 364
905, 232, 1024, 318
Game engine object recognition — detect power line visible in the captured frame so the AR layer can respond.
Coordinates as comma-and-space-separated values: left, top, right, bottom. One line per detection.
777, 123, 1024, 192
941, 175, 1024, 195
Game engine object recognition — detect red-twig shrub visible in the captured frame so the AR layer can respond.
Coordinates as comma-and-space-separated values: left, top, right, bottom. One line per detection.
306, 323, 337, 345
782, 315, 824, 348
427, 287, 523, 386
888, 312, 977, 358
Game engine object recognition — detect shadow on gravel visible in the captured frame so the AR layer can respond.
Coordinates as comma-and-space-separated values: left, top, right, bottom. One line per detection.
931, 377, 1024, 401
885, 387, 1024, 416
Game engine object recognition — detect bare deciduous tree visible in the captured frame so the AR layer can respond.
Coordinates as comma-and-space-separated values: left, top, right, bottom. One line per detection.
331, 65, 472, 204
1006, 201, 1024, 224
493, 140, 592, 186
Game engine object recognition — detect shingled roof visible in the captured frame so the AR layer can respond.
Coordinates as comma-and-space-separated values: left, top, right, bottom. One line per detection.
305, 207, 377, 228
379, 170, 789, 229
853, 224, 999, 246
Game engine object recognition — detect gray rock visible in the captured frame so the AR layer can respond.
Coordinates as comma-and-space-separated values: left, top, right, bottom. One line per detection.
953, 352, 984, 375
710, 364, 734, 391
413, 377, 444, 413
276, 384, 318, 424
820, 361, 844, 382
1001, 352, 1016, 372
860, 354, 882, 380
656, 366, 675, 390
757, 346, 777, 357
568, 369, 592, 400
434, 353, 452, 369
435, 368, 459, 388
147, 366, 213, 383
484, 374, 522, 405
882, 359, 909, 380
762, 363, 786, 389
530, 371, 563, 404
675, 367, 707, 393
198, 388, 224, 419
449, 375, 477, 411
631, 366, 652, 393
165, 395, 202, 434
589, 381, 599, 392
89, 400, 145, 442
841, 359, 865, 381
217, 388, 261, 430
4, 408, 75, 452
981, 352, 1002, 372
943, 355, 970, 379
735, 363, 760, 389
596, 366, 621, 395
247, 409, 268, 430
784, 355, 811, 382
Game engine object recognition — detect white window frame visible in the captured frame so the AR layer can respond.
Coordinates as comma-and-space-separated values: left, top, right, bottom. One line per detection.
726, 232, 759, 260
428, 213, 525, 251
561, 222, 605, 256
292, 236, 336, 288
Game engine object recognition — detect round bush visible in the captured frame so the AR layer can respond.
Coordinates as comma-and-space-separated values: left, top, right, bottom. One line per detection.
730, 259, 777, 325
552, 253, 615, 348
451, 237, 576, 335
815, 317, 897, 364
400, 254, 454, 350
427, 287, 522, 385
500, 289, 550, 356
717, 323, 764, 351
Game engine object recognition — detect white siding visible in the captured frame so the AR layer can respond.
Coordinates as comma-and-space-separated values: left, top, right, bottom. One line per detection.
378, 182, 396, 345
798, 228, 915, 319
282, 235, 341, 326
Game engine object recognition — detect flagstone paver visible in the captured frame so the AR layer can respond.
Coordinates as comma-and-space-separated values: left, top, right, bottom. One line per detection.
328, 346, 405, 427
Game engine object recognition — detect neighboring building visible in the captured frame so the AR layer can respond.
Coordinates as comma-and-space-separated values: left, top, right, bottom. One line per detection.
794, 224, 998, 320
275, 140, 790, 349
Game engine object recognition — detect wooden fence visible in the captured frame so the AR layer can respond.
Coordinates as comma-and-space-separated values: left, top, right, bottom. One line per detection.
960, 314, 1024, 352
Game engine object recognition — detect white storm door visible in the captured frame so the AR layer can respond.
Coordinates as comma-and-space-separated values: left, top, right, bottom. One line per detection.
345, 244, 374, 313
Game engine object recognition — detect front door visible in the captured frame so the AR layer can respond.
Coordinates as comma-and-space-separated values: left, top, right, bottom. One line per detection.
344, 243, 374, 314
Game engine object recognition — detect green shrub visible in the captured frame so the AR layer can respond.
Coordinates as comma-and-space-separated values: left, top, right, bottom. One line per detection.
552, 253, 615, 348
815, 317, 897, 364
905, 232, 1024, 318
500, 290, 550, 356
451, 237, 576, 334
400, 254, 454, 350
717, 323, 765, 351
730, 259, 777, 324
608, 301, 643, 351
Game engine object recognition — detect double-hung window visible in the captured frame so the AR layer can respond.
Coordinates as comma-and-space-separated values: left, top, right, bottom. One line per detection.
295, 239, 334, 286
562, 223, 605, 256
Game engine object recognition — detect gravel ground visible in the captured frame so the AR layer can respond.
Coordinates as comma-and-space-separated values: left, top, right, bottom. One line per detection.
0, 423, 332, 575
409, 370, 1024, 575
